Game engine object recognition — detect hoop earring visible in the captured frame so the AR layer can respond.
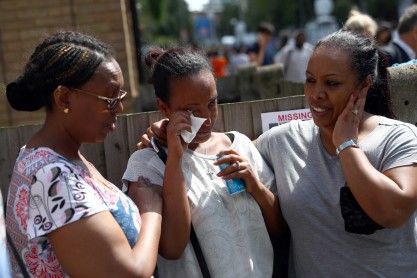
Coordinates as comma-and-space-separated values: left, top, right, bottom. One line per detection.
64, 108, 69, 114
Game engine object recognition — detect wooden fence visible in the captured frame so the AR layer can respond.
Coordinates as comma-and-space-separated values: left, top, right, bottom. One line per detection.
1, 62, 417, 198
0, 95, 308, 197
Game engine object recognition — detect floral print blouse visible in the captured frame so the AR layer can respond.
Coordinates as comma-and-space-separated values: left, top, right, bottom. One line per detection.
5, 147, 141, 277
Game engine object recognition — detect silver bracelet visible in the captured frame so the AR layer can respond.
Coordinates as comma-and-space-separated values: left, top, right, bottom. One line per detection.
336, 139, 359, 156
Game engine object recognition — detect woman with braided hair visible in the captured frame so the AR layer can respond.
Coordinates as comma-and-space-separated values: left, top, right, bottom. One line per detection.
5, 31, 162, 277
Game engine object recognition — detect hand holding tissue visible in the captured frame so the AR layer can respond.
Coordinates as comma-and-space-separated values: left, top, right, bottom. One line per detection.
180, 114, 206, 143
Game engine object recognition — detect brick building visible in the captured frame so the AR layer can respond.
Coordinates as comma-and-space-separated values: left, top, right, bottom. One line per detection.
0, 0, 140, 127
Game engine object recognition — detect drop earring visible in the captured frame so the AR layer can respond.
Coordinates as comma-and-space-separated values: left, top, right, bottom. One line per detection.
64, 108, 69, 114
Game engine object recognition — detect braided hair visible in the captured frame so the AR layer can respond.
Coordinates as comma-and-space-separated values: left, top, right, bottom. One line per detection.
6, 31, 114, 111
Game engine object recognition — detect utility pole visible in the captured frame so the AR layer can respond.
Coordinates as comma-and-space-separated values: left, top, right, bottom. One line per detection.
129, 0, 144, 83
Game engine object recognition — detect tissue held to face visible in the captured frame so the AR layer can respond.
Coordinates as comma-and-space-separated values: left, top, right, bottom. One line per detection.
157, 70, 218, 144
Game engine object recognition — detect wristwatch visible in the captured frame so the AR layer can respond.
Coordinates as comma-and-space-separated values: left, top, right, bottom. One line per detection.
336, 139, 359, 156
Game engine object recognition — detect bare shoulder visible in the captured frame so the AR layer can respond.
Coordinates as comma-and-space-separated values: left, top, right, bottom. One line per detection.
211, 132, 233, 149
359, 113, 380, 141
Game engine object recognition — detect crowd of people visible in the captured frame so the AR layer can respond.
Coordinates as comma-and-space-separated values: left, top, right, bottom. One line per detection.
204, 4, 417, 82
2, 4, 417, 278
205, 22, 312, 80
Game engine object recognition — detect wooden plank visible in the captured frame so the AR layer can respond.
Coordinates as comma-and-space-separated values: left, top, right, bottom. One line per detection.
220, 101, 255, 139
216, 75, 239, 103
278, 80, 304, 98
102, 115, 130, 188
0, 124, 41, 198
237, 63, 258, 101
0, 127, 19, 198
255, 64, 284, 99
148, 110, 165, 124
17, 124, 42, 147
80, 142, 106, 179
124, 112, 150, 155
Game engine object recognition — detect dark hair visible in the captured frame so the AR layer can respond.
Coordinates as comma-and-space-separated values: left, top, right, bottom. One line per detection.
375, 21, 392, 43
144, 47, 213, 104
315, 29, 396, 119
398, 4, 417, 35
257, 22, 275, 35
6, 31, 114, 111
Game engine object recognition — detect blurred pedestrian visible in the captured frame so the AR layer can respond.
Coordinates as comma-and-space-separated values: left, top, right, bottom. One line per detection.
227, 44, 250, 75
344, 9, 378, 39
382, 4, 417, 65
275, 29, 313, 83
247, 22, 276, 66
375, 21, 393, 46
208, 48, 228, 78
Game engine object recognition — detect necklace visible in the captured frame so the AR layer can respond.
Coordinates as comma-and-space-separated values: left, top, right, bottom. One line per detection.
203, 145, 216, 180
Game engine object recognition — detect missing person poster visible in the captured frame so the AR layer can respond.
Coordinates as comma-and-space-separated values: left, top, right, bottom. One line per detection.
261, 108, 312, 133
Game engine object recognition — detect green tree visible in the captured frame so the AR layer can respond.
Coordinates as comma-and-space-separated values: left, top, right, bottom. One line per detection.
366, 0, 401, 22
218, 3, 240, 37
139, 0, 193, 47
241, 0, 403, 36
243, 0, 315, 33
333, 0, 356, 23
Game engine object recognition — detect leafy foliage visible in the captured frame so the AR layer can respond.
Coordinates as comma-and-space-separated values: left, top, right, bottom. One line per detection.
138, 0, 193, 46
139, 0, 403, 46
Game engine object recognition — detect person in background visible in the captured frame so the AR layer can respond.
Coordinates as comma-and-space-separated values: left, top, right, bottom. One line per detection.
0, 191, 12, 278
375, 20, 393, 46
247, 22, 276, 66
227, 44, 250, 75
273, 33, 290, 64
5, 31, 162, 277
382, 4, 417, 65
257, 29, 417, 277
344, 9, 378, 38
275, 29, 313, 83
123, 47, 282, 277
207, 48, 228, 78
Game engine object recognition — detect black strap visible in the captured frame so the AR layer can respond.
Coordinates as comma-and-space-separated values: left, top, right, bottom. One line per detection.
190, 224, 211, 278
150, 137, 211, 277
4, 203, 30, 277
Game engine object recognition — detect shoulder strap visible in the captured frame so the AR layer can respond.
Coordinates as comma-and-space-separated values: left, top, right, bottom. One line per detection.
190, 224, 211, 278
225, 132, 235, 143
4, 203, 30, 278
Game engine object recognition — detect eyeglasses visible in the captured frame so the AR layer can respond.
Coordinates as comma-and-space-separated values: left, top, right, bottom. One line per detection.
70, 87, 127, 111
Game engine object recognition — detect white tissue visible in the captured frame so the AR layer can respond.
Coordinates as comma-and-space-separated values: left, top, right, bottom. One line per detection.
180, 114, 206, 143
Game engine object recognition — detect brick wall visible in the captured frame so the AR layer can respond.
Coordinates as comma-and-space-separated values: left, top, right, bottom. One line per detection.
0, 0, 139, 127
